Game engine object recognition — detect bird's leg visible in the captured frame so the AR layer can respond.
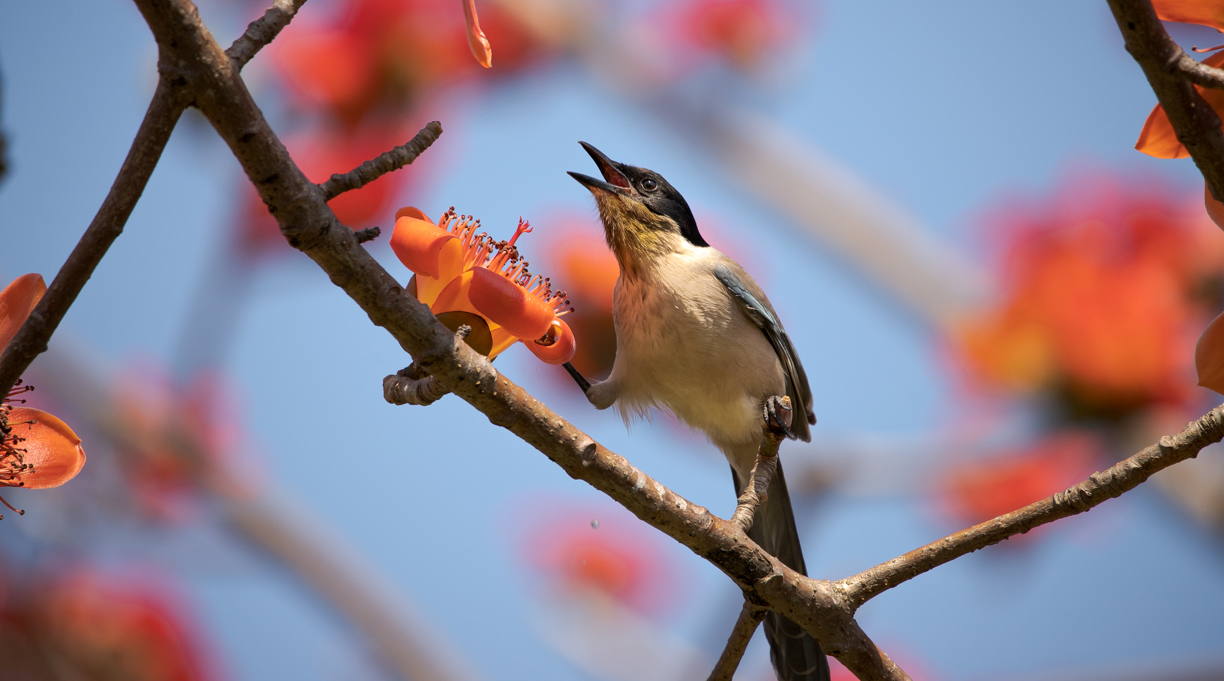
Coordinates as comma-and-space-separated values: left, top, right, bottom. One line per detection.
562, 361, 592, 395
763, 394, 795, 440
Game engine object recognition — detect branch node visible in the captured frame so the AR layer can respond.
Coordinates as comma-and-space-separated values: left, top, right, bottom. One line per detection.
353, 226, 381, 244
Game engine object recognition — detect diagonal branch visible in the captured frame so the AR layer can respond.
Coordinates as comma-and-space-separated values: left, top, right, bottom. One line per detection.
1108, 0, 1224, 200
707, 598, 767, 681
226, 0, 308, 68
835, 404, 1224, 609
318, 122, 443, 201
0, 81, 185, 396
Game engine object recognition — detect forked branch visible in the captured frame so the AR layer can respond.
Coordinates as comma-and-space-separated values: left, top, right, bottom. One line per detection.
836, 404, 1224, 608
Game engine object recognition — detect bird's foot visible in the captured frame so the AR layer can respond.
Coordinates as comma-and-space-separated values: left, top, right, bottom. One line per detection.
763, 395, 795, 440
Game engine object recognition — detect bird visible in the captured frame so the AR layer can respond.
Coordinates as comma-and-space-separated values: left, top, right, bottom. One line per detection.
565, 142, 828, 681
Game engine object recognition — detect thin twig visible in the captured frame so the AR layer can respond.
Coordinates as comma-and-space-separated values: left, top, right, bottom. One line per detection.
353, 225, 381, 244
0, 81, 184, 396
707, 598, 767, 681
226, 0, 308, 68
318, 122, 443, 201
1108, 0, 1224, 201
835, 404, 1224, 609
729, 432, 782, 533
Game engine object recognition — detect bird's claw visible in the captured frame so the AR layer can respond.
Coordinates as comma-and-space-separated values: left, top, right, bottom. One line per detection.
763, 395, 795, 439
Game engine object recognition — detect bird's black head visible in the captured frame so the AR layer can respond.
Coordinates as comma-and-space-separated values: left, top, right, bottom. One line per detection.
569, 142, 709, 261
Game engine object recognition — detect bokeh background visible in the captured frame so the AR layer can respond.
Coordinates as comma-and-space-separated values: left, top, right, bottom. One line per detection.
3, 1, 1224, 679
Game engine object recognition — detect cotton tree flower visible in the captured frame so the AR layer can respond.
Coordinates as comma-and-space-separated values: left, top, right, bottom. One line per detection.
0, 274, 87, 517
391, 206, 576, 364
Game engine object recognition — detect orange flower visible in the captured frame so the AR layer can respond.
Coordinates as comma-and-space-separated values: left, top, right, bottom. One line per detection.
952, 179, 1224, 416
1152, 0, 1224, 32
391, 206, 576, 364
940, 432, 1099, 526
0, 274, 87, 517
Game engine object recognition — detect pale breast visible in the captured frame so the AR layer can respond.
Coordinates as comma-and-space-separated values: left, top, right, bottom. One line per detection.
607, 248, 785, 447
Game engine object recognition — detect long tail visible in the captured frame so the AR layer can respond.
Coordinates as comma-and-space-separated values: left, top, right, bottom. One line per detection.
731, 461, 830, 681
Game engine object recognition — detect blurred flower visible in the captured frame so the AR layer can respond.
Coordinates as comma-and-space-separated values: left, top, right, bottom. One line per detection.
548, 229, 619, 378
951, 178, 1224, 419
392, 206, 576, 364
520, 502, 679, 616
112, 366, 261, 522
0, 274, 86, 517
0, 568, 221, 681
269, 0, 544, 127
939, 431, 1100, 527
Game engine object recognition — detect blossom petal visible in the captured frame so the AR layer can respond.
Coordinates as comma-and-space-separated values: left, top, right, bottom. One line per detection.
7, 407, 86, 489
1196, 309, 1224, 394
523, 319, 577, 365
468, 267, 554, 340
395, 206, 433, 224
1137, 51, 1224, 158
1152, 0, 1224, 30
436, 311, 494, 356
462, 0, 493, 68
391, 214, 456, 278
0, 273, 46, 351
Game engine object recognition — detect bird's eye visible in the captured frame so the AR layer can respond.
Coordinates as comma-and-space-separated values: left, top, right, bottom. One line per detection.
640, 178, 658, 192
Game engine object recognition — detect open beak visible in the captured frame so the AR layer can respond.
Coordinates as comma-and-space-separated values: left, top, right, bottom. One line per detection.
569, 142, 633, 197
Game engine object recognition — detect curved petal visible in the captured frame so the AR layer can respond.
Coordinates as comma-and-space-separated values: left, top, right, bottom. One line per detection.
462, 0, 493, 68
487, 327, 519, 360
1137, 51, 1224, 158
468, 268, 554, 340
431, 269, 480, 317
1152, 0, 1224, 30
6, 408, 86, 489
523, 319, 577, 365
0, 274, 46, 350
390, 215, 456, 278
395, 206, 433, 224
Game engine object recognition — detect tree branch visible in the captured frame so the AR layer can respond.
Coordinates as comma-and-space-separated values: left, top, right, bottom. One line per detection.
707, 598, 767, 681
0, 81, 185, 396
226, 0, 308, 68
835, 403, 1224, 609
318, 122, 443, 201
1108, 0, 1224, 200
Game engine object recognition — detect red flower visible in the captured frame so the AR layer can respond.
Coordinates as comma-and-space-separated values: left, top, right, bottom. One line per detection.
939, 431, 1099, 527
391, 206, 576, 364
0, 274, 86, 517
520, 502, 680, 616
951, 178, 1224, 417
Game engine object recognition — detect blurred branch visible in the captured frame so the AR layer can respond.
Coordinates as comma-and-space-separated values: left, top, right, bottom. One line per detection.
835, 404, 1224, 609
226, 0, 308, 68
707, 599, 766, 681
1108, 0, 1224, 201
729, 432, 782, 533
318, 122, 443, 201
0, 80, 185, 396
227, 492, 484, 681
34, 342, 483, 681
